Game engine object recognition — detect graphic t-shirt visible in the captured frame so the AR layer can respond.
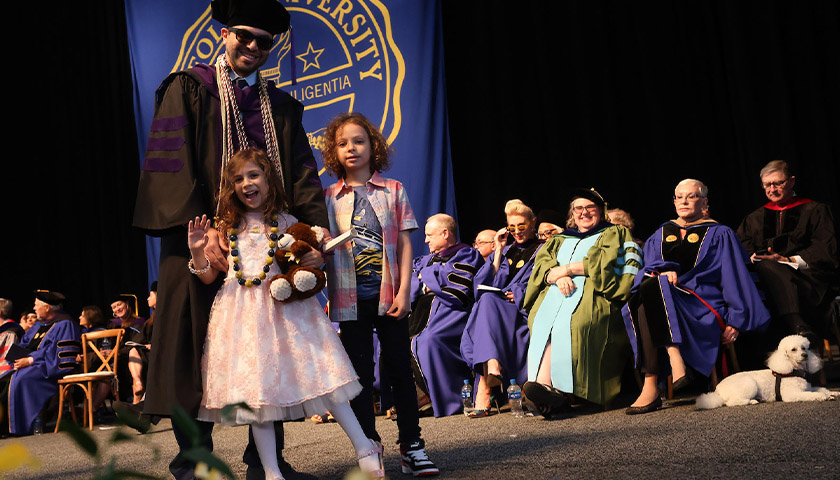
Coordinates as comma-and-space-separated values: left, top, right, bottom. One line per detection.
352, 186, 384, 299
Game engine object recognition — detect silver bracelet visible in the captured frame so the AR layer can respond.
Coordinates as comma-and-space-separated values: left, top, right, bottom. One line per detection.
188, 256, 212, 275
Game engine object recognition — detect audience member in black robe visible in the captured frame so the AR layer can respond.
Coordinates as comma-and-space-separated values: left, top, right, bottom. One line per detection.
736, 160, 839, 357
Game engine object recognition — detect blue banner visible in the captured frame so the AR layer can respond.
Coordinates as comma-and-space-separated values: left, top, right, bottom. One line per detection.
126, 0, 454, 282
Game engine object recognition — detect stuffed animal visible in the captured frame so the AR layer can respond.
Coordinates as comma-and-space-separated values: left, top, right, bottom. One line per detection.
269, 223, 327, 302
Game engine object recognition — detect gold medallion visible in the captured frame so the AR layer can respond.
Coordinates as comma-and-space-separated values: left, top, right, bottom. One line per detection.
516, 259, 525, 269
687, 233, 700, 243
665, 234, 678, 242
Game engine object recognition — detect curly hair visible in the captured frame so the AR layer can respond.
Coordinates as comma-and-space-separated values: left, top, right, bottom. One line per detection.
215, 149, 289, 236
321, 112, 392, 178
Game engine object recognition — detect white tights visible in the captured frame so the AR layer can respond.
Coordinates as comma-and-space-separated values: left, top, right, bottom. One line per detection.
250, 400, 377, 479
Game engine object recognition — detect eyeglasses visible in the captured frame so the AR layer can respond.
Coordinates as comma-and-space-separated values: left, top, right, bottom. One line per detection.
473, 240, 494, 248
506, 223, 529, 233
672, 193, 706, 202
228, 27, 275, 51
761, 178, 789, 190
572, 204, 599, 214
537, 228, 557, 239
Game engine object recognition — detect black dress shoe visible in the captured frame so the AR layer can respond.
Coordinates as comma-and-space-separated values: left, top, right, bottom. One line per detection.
112, 401, 151, 434
671, 374, 692, 392
523, 381, 570, 418
625, 396, 662, 415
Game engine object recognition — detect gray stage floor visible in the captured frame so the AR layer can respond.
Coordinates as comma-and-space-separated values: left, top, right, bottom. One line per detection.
4, 359, 839, 479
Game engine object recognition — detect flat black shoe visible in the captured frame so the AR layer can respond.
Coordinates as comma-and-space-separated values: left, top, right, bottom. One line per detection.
625, 396, 662, 415
671, 374, 692, 392
523, 381, 569, 418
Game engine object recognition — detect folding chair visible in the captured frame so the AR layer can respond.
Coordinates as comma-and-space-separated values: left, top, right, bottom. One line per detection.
54, 328, 123, 431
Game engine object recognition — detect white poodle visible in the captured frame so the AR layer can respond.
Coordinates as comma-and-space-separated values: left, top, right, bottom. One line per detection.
696, 334, 839, 409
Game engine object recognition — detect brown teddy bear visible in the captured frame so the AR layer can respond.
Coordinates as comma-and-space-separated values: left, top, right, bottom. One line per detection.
268, 223, 328, 302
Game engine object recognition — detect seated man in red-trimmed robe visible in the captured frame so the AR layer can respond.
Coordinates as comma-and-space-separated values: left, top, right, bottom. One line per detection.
737, 160, 839, 350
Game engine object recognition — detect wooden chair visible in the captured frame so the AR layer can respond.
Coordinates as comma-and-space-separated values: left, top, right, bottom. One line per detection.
54, 328, 123, 431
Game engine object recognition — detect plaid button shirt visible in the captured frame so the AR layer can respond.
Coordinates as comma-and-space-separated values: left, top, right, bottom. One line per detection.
325, 172, 418, 321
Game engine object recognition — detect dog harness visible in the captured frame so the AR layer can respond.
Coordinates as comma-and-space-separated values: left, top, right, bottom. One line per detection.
772, 370, 806, 401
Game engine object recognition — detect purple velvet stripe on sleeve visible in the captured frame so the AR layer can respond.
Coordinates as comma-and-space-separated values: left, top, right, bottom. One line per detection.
147, 136, 185, 151
150, 115, 189, 132
143, 157, 184, 172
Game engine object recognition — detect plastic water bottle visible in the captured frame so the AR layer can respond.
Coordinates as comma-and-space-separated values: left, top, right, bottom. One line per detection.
32, 416, 43, 435
507, 379, 524, 418
461, 379, 473, 415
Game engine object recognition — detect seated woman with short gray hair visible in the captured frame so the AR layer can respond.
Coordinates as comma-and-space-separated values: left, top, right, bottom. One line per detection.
620, 179, 770, 414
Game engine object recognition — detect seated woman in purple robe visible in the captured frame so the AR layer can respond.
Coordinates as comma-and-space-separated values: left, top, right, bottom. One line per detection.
621, 179, 771, 414
460, 199, 540, 417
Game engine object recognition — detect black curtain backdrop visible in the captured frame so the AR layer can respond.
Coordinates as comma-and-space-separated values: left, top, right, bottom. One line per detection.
442, 0, 840, 245
7, 0, 839, 319
9, 2, 148, 319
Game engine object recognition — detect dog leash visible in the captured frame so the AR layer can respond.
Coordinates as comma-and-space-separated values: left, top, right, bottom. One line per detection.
666, 279, 731, 377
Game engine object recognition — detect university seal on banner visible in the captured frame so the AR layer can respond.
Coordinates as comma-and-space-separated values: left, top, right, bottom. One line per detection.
172, 1, 406, 176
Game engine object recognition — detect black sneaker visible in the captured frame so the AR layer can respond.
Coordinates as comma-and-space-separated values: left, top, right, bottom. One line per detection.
400, 439, 439, 477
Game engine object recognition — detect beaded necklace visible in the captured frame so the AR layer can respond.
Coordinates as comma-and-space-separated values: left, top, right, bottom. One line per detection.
229, 214, 281, 287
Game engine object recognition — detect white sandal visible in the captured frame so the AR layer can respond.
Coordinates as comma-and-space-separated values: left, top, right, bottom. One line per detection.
357, 439, 385, 479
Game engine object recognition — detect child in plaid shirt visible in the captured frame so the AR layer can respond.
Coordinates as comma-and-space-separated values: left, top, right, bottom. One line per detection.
323, 113, 439, 477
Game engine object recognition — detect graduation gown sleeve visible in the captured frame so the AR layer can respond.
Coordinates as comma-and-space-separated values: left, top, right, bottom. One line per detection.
418, 248, 482, 310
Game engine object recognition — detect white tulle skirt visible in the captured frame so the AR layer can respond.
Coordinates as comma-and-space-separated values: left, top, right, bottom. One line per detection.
198, 280, 360, 426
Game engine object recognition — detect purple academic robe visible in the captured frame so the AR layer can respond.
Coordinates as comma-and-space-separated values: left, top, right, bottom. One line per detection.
8, 316, 81, 434
460, 240, 539, 387
622, 222, 771, 376
411, 244, 483, 417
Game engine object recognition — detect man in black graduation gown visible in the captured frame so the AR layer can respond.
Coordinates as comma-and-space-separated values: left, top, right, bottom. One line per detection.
132, 1, 327, 478
736, 160, 839, 348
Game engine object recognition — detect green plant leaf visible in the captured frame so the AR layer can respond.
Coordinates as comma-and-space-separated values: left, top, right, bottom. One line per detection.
169, 406, 201, 446
60, 419, 99, 458
180, 447, 235, 479
110, 429, 136, 444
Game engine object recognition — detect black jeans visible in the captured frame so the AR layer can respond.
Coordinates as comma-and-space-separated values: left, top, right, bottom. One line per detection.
339, 297, 421, 444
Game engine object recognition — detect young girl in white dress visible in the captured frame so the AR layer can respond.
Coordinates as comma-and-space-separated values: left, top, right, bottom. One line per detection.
187, 149, 384, 480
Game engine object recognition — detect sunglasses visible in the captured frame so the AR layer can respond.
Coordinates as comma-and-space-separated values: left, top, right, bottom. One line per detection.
506, 223, 529, 233
228, 27, 275, 51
